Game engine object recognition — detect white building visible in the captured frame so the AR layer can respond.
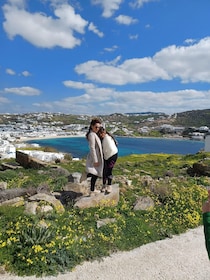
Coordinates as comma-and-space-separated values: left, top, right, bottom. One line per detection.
204, 134, 210, 152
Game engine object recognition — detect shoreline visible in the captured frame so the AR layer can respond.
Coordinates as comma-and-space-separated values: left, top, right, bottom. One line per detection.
19, 133, 86, 142
21, 134, 195, 143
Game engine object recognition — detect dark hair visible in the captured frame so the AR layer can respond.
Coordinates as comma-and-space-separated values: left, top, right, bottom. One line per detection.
98, 127, 118, 146
86, 118, 102, 139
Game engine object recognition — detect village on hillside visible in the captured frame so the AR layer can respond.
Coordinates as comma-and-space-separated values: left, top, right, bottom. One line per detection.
0, 112, 210, 160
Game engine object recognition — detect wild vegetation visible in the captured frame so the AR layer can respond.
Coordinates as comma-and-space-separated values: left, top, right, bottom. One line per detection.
0, 152, 209, 276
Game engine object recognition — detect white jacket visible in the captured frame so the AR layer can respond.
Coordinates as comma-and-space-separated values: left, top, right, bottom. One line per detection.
86, 131, 103, 177
102, 134, 118, 160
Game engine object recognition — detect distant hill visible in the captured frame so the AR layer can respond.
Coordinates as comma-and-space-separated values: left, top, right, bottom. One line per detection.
0, 109, 210, 129
175, 109, 210, 127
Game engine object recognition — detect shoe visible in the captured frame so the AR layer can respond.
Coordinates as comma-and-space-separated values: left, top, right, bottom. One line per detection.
89, 189, 101, 196
105, 185, 112, 194
101, 185, 106, 193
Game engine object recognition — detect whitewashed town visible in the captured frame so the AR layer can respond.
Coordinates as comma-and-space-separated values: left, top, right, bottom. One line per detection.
1, 112, 210, 161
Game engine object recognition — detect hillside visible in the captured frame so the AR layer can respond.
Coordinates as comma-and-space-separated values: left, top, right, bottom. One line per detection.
0, 109, 210, 130
174, 109, 210, 127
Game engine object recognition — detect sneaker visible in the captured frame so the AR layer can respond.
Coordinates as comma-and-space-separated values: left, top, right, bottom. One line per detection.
89, 189, 101, 196
101, 185, 106, 193
105, 185, 112, 194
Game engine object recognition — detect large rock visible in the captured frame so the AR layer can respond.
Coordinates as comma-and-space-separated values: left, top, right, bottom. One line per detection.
16, 150, 47, 169
0, 197, 24, 207
28, 193, 65, 213
74, 184, 120, 209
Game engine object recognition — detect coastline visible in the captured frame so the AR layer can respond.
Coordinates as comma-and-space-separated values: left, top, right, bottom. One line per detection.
20, 133, 86, 142
22, 134, 192, 143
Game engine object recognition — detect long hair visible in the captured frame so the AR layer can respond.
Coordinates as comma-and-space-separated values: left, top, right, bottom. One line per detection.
86, 118, 102, 140
98, 127, 118, 146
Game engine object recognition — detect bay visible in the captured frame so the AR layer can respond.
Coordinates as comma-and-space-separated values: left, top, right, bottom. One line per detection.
27, 137, 205, 159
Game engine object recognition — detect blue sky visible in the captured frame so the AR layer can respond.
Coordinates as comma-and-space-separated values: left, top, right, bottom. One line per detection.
1, 0, 210, 115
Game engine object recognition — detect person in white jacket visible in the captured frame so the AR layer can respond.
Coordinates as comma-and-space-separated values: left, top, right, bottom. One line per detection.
98, 127, 118, 194
85, 118, 103, 195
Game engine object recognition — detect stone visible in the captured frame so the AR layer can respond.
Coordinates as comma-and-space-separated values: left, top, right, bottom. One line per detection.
73, 184, 120, 209
97, 218, 116, 228
24, 201, 38, 215
0, 182, 7, 190
0, 196, 24, 207
133, 196, 154, 211
16, 150, 47, 169
28, 193, 65, 213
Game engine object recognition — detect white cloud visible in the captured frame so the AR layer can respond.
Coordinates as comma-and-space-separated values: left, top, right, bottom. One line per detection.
2, 2, 88, 48
75, 57, 169, 85
91, 0, 123, 18
0, 96, 10, 103
130, 0, 157, 8
21, 71, 31, 77
115, 15, 138, 25
184, 38, 197, 45
63, 80, 96, 90
6, 68, 16, 75
33, 87, 210, 115
74, 37, 210, 85
154, 37, 210, 83
129, 34, 138, 40
104, 45, 118, 52
4, 86, 41, 96
88, 22, 104, 38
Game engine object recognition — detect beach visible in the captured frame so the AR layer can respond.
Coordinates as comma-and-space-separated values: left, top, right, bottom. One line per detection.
1, 226, 210, 280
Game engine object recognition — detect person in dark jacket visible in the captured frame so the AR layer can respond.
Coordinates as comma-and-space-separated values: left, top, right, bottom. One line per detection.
202, 189, 210, 259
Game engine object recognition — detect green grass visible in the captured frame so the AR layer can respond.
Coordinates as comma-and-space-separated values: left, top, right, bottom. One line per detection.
0, 152, 209, 276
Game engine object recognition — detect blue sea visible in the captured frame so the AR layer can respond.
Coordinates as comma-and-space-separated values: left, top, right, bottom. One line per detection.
27, 137, 205, 158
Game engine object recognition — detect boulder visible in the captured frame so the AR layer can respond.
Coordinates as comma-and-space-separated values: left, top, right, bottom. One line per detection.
28, 193, 65, 213
16, 150, 47, 169
133, 196, 155, 211
0, 196, 24, 207
74, 184, 119, 209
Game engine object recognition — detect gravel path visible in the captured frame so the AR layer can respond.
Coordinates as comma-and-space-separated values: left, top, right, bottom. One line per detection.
1, 226, 210, 280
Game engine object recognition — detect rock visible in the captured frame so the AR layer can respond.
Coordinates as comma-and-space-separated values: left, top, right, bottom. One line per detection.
133, 196, 154, 211
16, 150, 48, 169
97, 218, 116, 228
62, 181, 89, 196
0, 182, 7, 190
74, 184, 120, 209
24, 201, 38, 215
39, 205, 54, 213
68, 172, 82, 183
51, 166, 70, 177
28, 193, 65, 213
0, 187, 37, 203
0, 196, 24, 207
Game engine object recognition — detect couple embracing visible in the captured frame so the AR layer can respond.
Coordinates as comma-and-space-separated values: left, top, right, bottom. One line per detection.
85, 118, 118, 196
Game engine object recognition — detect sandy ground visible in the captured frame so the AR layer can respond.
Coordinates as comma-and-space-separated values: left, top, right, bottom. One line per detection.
1, 226, 210, 280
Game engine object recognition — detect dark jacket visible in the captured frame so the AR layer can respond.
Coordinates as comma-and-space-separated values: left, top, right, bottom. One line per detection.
203, 212, 210, 259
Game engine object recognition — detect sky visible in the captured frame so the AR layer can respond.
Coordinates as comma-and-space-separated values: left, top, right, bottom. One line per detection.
1, 0, 210, 116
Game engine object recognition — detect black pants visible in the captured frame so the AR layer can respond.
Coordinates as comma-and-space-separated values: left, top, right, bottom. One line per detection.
103, 153, 118, 186
87, 173, 98, 191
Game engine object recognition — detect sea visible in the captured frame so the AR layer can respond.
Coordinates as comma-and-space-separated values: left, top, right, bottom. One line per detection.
27, 136, 205, 159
